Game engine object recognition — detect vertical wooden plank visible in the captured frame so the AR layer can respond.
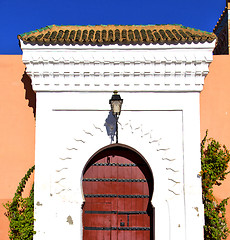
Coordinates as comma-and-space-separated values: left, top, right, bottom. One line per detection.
135, 200, 144, 240
131, 160, 137, 240
112, 155, 118, 240
143, 229, 150, 240
103, 202, 112, 240
83, 201, 90, 240
136, 163, 144, 240
135, 166, 145, 179
118, 230, 124, 240
111, 199, 117, 240
143, 181, 149, 195
117, 155, 125, 240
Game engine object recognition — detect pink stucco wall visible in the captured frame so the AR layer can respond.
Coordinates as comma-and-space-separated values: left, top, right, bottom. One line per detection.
0, 55, 35, 240
201, 55, 230, 238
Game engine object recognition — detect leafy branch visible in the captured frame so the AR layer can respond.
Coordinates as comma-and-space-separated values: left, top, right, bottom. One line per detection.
201, 131, 230, 239
3, 165, 35, 240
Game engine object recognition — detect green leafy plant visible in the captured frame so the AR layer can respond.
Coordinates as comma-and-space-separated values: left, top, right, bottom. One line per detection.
3, 165, 35, 240
201, 131, 230, 239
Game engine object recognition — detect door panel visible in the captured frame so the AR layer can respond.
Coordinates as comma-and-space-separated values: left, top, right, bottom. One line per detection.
83, 151, 152, 240
83, 201, 112, 240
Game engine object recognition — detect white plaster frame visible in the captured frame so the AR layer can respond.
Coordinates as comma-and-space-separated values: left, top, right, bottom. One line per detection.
20, 40, 215, 240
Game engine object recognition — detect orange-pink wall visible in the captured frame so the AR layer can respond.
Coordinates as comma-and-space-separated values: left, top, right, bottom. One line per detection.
0, 55, 35, 240
1, 55, 230, 239
201, 55, 230, 238
201, 55, 230, 148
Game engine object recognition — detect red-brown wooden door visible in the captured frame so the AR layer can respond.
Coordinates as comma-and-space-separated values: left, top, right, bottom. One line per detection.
83, 147, 153, 240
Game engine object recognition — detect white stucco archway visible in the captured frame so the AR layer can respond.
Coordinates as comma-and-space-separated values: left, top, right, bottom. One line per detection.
46, 115, 182, 240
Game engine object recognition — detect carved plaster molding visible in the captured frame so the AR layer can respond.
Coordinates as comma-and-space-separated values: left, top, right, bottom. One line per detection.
54, 120, 182, 202
21, 44, 214, 92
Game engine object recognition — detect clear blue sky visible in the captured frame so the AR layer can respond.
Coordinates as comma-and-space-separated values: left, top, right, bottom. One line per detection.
0, 0, 226, 54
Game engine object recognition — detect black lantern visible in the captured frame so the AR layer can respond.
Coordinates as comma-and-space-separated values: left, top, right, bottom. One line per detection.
109, 90, 123, 115
109, 91, 123, 143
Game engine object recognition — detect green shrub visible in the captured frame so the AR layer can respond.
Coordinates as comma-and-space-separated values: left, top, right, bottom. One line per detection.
201, 131, 230, 239
3, 165, 35, 240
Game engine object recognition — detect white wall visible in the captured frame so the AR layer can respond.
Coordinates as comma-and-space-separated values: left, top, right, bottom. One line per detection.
31, 91, 202, 240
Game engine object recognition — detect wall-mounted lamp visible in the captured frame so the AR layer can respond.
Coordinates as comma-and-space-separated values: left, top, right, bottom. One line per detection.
109, 90, 123, 143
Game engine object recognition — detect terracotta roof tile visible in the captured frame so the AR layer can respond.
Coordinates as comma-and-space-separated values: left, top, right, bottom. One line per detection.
18, 24, 216, 45
213, 7, 228, 34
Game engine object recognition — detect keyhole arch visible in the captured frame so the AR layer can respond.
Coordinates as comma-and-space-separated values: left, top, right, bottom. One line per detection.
82, 143, 155, 240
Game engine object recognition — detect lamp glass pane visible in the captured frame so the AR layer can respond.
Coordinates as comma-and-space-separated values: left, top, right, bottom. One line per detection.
111, 101, 122, 115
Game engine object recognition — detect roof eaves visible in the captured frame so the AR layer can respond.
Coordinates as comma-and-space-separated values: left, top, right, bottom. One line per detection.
18, 24, 216, 45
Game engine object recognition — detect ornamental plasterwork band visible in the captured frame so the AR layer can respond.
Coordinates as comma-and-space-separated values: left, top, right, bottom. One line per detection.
21, 44, 214, 92
54, 121, 182, 202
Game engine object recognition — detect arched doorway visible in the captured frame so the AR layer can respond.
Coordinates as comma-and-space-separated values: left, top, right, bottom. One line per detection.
82, 144, 154, 240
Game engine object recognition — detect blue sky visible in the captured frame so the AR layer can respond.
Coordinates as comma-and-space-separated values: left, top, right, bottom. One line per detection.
0, 0, 226, 54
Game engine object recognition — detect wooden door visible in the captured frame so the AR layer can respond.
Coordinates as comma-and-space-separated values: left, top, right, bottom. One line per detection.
83, 148, 153, 240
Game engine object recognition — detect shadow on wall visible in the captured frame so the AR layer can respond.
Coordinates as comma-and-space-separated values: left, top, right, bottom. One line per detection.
21, 71, 36, 117
104, 111, 116, 143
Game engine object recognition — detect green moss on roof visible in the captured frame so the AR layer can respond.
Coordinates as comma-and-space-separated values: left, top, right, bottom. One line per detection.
18, 24, 216, 45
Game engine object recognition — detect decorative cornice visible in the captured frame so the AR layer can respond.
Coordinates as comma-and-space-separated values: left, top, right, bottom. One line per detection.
21, 43, 214, 92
